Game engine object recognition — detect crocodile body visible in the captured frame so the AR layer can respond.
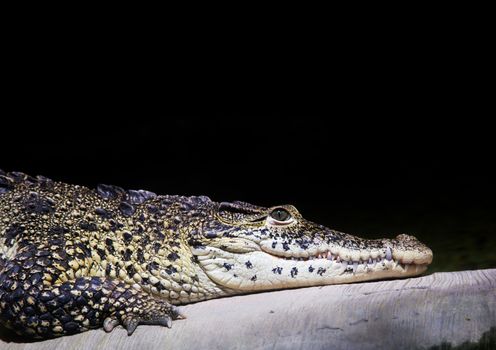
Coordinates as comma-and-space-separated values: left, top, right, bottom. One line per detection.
0, 170, 433, 339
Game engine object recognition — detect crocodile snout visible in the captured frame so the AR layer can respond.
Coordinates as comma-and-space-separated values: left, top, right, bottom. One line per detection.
391, 234, 433, 265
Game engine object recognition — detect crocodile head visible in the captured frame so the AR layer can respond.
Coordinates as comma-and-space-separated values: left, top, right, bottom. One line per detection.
189, 201, 433, 294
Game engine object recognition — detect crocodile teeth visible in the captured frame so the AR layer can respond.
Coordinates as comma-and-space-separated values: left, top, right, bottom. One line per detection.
385, 247, 392, 261
279, 247, 407, 268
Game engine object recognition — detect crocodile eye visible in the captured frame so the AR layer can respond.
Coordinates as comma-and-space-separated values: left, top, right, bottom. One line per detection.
269, 208, 291, 222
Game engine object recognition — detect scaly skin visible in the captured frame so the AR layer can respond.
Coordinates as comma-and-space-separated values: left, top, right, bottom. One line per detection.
0, 170, 433, 339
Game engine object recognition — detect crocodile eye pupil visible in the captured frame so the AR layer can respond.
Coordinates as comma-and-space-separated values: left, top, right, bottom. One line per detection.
270, 208, 291, 221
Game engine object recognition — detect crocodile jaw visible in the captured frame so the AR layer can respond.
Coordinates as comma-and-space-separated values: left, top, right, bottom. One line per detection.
193, 235, 432, 292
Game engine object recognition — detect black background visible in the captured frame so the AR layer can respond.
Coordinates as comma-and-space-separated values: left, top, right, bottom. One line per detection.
1, 115, 494, 273
1, 16, 494, 273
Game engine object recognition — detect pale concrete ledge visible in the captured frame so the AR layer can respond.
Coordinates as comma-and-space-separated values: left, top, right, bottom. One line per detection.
1, 269, 495, 350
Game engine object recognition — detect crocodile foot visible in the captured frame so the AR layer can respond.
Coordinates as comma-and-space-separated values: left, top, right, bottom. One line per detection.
104, 305, 186, 336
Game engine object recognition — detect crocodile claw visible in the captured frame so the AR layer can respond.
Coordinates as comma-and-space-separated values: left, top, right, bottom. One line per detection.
103, 317, 120, 333
156, 315, 172, 328
120, 310, 184, 335
123, 317, 139, 336
171, 305, 187, 319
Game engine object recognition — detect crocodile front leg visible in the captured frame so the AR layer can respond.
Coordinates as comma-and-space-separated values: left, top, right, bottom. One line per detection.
100, 279, 185, 336
0, 258, 184, 338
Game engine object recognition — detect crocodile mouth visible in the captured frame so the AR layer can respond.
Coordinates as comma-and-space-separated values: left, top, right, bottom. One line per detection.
195, 236, 432, 293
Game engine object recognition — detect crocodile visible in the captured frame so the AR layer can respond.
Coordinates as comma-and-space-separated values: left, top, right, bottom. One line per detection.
0, 170, 433, 339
